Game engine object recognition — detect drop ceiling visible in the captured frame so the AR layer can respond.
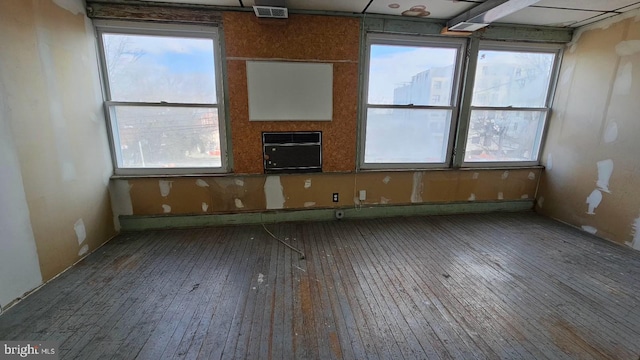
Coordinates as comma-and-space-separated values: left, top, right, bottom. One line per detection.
136, 0, 640, 28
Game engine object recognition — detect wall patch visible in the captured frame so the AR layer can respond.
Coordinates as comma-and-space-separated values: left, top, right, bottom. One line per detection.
159, 180, 173, 197
596, 159, 613, 193
586, 189, 602, 215
411, 172, 423, 203
73, 218, 86, 245
264, 176, 285, 210
235, 199, 245, 208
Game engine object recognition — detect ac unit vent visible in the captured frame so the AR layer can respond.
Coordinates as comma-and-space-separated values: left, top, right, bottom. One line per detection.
253, 6, 289, 18
263, 132, 322, 174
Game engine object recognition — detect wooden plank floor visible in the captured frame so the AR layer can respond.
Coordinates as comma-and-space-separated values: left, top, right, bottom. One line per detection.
1, 212, 639, 359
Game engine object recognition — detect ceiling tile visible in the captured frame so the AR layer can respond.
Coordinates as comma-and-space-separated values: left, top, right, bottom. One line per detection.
570, 12, 620, 27
534, 0, 640, 12
139, 0, 242, 6
496, 7, 605, 26
366, 0, 483, 19
243, 0, 371, 13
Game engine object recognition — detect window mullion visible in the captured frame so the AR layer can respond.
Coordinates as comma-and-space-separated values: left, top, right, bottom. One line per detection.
451, 37, 480, 168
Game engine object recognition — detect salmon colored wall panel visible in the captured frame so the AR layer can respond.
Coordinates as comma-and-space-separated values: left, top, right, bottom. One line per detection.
223, 12, 360, 60
223, 12, 360, 174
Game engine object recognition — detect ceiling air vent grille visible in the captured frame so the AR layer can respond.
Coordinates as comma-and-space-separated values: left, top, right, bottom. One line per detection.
253, 6, 289, 18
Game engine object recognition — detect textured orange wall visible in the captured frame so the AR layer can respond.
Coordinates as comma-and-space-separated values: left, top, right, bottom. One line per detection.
223, 12, 360, 174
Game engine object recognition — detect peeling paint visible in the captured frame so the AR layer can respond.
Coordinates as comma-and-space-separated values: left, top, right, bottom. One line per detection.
162, 204, 171, 213
380, 196, 390, 204
202, 202, 209, 212
596, 159, 613, 193
303, 201, 316, 207
235, 199, 245, 208
528, 172, 536, 180
521, 194, 529, 199
581, 225, 598, 234
613, 62, 632, 95
235, 179, 244, 186
410, 172, 423, 203
498, 192, 504, 200
472, 172, 479, 180
196, 179, 209, 187
304, 179, 312, 189
382, 176, 391, 184
159, 180, 173, 197
603, 122, 618, 143
615, 40, 640, 56
586, 189, 602, 215
501, 171, 509, 180
73, 218, 86, 245
264, 176, 285, 210
468, 193, 476, 201
257, 273, 264, 284
78, 245, 89, 257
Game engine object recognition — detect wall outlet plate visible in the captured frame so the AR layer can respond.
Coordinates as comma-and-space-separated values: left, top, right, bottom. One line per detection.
359, 190, 366, 201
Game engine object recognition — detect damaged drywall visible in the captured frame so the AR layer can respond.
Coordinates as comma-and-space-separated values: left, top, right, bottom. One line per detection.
124, 168, 541, 216
1, 0, 116, 283
538, 14, 640, 249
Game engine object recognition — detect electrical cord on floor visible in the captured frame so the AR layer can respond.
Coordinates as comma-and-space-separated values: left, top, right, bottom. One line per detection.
261, 223, 306, 260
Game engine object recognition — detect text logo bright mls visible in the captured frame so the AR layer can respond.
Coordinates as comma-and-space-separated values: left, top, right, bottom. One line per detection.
1, 342, 58, 359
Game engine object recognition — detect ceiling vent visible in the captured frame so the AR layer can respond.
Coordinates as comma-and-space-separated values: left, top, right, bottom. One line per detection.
447, 0, 540, 32
253, 6, 288, 18
253, 0, 288, 18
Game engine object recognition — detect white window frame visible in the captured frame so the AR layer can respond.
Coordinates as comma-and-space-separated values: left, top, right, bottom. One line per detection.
462, 41, 563, 167
359, 34, 467, 170
94, 20, 228, 175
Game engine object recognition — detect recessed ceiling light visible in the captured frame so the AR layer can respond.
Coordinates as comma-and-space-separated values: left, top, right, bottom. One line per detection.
388, 3, 400, 9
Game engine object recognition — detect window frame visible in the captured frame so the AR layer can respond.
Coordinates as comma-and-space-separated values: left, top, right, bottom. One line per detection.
461, 41, 563, 167
359, 33, 467, 170
94, 20, 229, 176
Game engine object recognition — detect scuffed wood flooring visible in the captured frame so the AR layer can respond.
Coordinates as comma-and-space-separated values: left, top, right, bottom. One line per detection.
1, 212, 639, 359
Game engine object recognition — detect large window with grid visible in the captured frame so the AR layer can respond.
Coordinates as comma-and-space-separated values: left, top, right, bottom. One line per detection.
360, 35, 466, 169
95, 21, 227, 175
463, 42, 562, 165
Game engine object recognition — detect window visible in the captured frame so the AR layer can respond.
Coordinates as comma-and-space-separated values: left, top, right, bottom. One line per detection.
464, 42, 561, 164
95, 21, 227, 175
361, 35, 465, 168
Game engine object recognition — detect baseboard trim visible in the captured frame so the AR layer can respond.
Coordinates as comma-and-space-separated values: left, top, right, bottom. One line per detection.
119, 200, 534, 231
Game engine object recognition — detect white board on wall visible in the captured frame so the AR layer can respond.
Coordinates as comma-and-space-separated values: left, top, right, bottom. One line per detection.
246, 61, 333, 121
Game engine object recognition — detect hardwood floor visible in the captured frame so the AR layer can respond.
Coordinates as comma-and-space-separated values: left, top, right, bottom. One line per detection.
1, 212, 639, 359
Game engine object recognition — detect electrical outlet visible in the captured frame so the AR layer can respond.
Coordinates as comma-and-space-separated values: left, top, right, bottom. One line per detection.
332, 193, 339, 202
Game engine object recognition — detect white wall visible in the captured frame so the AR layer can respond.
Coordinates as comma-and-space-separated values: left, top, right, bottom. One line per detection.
0, 80, 42, 310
